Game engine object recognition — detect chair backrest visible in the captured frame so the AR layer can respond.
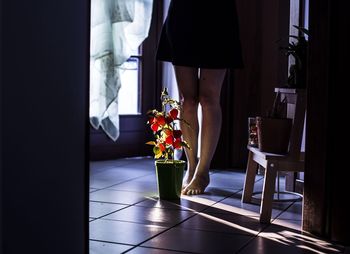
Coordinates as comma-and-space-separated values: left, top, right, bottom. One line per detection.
275, 88, 306, 160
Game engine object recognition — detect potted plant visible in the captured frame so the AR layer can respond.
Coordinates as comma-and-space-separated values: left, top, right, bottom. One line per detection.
279, 25, 309, 88
256, 92, 292, 154
146, 88, 190, 199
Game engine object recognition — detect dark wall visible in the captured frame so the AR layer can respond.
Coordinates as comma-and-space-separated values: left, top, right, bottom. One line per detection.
0, 0, 89, 253
0, 0, 3, 249
328, 1, 349, 244
216, 0, 290, 168
304, 0, 350, 245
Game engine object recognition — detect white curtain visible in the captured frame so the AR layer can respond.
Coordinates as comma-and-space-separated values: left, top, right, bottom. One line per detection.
90, 0, 153, 141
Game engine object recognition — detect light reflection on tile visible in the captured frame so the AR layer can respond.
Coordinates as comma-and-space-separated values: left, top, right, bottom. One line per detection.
179, 211, 265, 236
90, 189, 146, 205
104, 205, 195, 227
90, 219, 167, 245
142, 227, 253, 253
89, 240, 132, 254
127, 246, 183, 254
89, 202, 127, 218
239, 230, 344, 254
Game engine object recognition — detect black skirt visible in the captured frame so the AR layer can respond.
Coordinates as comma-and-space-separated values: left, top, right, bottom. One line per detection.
156, 0, 244, 69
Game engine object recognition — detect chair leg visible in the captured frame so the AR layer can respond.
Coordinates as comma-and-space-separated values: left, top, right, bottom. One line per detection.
242, 151, 257, 203
260, 162, 277, 224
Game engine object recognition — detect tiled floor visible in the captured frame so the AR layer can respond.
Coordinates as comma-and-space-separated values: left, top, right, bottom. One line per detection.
90, 157, 346, 254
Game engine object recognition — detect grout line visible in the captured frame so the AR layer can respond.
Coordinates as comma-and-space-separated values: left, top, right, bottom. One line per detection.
120, 212, 199, 254
90, 165, 303, 253
102, 189, 158, 195
216, 176, 295, 253
94, 217, 170, 227
89, 199, 148, 222
123, 245, 200, 254
90, 158, 154, 175
90, 172, 154, 192
89, 205, 133, 223
270, 201, 298, 222
234, 224, 271, 254
89, 238, 136, 249
235, 200, 300, 253
124, 170, 268, 253
121, 176, 258, 254
175, 223, 258, 237
89, 160, 136, 173
89, 200, 138, 205
119, 195, 226, 254
121, 185, 261, 254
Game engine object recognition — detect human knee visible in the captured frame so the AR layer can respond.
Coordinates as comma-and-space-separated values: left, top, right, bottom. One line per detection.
180, 95, 199, 109
198, 93, 220, 108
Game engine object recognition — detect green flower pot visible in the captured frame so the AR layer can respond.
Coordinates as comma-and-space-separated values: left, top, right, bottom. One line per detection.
155, 160, 186, 200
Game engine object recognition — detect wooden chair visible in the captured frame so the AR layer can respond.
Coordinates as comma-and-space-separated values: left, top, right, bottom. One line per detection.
242, 88, 306, 223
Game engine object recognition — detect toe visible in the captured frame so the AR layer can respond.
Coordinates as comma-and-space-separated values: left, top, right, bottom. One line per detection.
182, 188, 190, 195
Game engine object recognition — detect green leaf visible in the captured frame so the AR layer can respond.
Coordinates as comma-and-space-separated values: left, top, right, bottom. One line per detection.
293, 25, 309, 36
153, 146, 160, 155
288, 35, 299, 40
161, 88, 169, 96
147, 109, 159, 115
155, 152, 163, 159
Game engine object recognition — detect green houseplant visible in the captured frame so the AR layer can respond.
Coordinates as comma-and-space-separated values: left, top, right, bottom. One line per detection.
279, 25, 309, 88
146, 88, 190, 199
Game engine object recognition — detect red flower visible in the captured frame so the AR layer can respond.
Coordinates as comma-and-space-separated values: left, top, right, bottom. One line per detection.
151, 123, 159, 132
148, 117, 155, 124
165, 135, 173, 145
163, 128, 172, 136
169, 108, 178, 119
158, 143, 166, 152
173, 130, 182, 139
173, 138, 182, 149
156, 115, 166, 126
165, 116, 173, 124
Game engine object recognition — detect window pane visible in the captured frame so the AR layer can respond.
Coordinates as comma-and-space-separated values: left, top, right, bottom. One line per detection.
118, 57, 140, 114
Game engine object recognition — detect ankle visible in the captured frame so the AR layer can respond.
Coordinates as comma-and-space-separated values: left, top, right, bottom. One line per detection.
193, 171, 210, 181
187, 161, 198, 174
194, 166, 210, 177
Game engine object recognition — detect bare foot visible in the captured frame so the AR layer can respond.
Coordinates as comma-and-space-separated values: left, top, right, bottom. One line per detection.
182, 172, 210, 195
182, 160, 198, 190
182, 169, 194, 190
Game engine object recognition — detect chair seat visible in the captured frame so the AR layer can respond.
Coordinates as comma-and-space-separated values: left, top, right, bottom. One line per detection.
247, 146, 304, 171
247, 145, 287, 160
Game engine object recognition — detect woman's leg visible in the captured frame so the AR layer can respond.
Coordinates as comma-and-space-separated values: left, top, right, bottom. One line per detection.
174, 66, 200, 188
182, 68, 227, 195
